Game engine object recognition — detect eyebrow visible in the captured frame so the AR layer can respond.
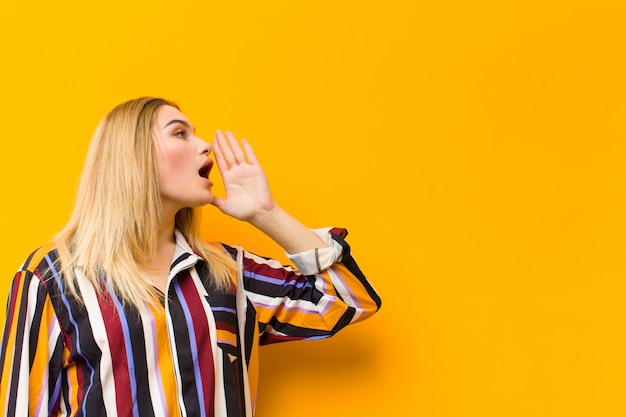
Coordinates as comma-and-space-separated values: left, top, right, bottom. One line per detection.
161, 119, 193, 130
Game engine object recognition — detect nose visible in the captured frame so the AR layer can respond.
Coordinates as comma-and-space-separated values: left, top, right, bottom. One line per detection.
196, 136, 212, 156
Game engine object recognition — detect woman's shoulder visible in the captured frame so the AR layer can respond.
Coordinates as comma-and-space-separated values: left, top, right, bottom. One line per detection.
8, 244, 61, 300
18, 243, 59, 275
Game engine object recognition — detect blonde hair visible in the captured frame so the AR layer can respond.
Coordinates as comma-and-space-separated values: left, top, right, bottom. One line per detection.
55, 97, 234, 309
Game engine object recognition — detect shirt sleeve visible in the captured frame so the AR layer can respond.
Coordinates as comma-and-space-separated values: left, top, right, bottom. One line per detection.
0, 251, 65, 417
241, 227, 382, 345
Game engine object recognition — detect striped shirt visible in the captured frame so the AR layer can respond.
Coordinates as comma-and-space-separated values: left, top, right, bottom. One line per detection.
0, 228, 381, 416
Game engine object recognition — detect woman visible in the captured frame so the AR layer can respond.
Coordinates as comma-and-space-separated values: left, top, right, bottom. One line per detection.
0, 97, 381, 416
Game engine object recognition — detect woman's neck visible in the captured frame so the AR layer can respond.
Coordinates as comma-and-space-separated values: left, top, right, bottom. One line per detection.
143, 215, 178, 293
157, 215, 177, 247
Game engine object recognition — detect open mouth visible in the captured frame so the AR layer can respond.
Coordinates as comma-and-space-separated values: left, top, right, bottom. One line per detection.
199, 160, 213, 178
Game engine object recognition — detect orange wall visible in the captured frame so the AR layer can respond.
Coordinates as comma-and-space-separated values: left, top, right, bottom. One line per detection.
1, 1, 626, 416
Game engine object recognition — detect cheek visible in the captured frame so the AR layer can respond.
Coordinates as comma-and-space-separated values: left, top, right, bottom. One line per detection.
156, 146, 188, 176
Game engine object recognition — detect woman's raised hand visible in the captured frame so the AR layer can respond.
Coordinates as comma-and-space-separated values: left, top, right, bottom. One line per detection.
210, 130, 277, 222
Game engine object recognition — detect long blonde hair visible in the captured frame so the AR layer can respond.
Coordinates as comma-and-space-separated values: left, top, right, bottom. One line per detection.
55, 97, 234, 309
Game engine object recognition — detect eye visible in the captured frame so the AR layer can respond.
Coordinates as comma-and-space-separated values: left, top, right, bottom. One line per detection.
174, 130, 186, 138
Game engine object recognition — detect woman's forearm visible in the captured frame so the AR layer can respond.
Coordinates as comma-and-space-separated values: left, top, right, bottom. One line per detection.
248, 204, 327, 254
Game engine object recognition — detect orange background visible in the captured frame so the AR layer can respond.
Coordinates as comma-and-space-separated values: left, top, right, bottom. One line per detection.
1, 1, 626, 416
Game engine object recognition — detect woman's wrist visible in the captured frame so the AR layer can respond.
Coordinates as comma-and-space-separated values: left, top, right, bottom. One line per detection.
247, 202, 282, 230
248, 205, 328, 254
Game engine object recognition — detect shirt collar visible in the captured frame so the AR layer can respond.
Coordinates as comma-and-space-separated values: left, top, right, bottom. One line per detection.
173, 229, 196, 258
170, 230, 203, 276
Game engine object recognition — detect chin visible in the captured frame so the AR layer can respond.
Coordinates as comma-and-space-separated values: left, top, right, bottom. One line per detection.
197, 194, 214, 206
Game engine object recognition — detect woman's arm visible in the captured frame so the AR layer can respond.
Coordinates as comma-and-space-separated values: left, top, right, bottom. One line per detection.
238, 227, 381, 345
210, 130, 327, 254
211, 131, 381, 342
0, 247, 65, 416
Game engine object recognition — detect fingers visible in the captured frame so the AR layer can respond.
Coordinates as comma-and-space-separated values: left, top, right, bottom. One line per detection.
214, 130, 234, 168
225, 131, 247, 163
241, 139, 259, 165
212, 131, 229, 172
214, 130, 257, 167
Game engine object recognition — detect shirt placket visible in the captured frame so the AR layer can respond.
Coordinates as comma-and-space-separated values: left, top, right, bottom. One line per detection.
164, 252, 200, 416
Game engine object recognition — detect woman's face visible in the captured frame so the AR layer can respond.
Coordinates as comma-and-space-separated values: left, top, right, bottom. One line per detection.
152, 105, 215, 214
